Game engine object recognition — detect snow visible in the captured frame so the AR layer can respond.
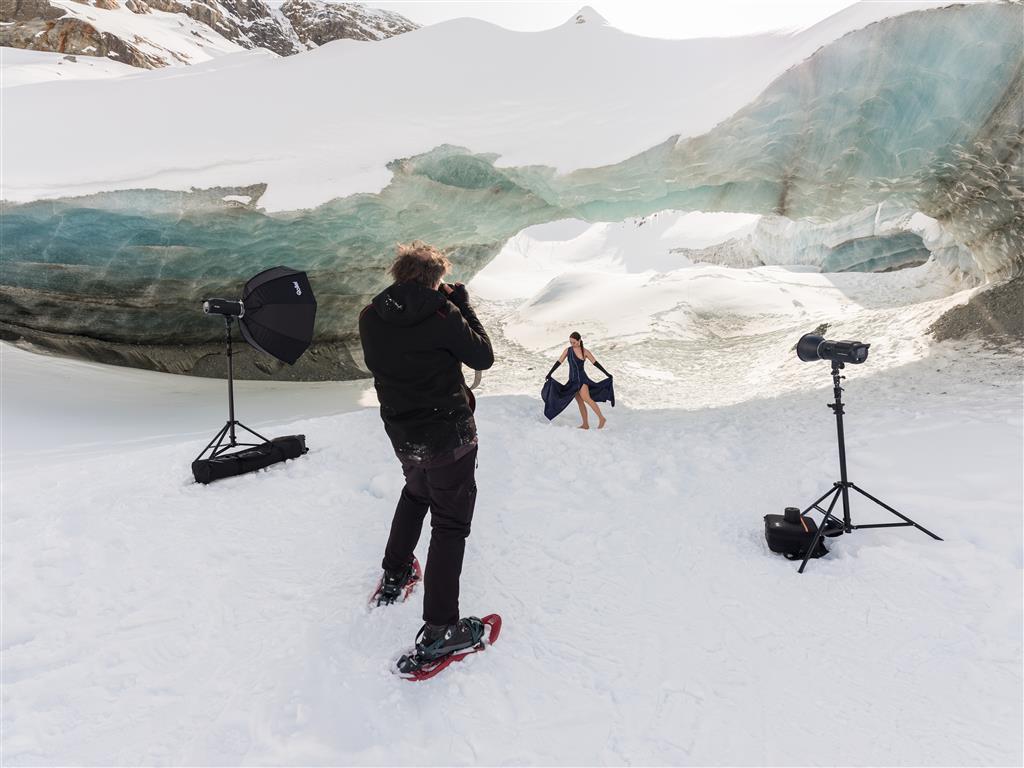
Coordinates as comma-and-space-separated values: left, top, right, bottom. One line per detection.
2, 331, 1021, 764
2, 1, 961, 210
0, 48, 143, 88
0, 344, 374, 469
3, 232, 1022, 762
469, 212, 972, 399
469, 212, 761, 300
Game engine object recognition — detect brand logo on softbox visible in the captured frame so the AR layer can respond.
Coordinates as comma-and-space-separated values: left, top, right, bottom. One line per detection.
293, 281, 302, 296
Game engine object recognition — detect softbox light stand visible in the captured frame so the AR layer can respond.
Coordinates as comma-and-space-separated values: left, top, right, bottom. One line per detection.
796, 361, 942, 573
192, 266, 316, 484
194, 316, 272, 461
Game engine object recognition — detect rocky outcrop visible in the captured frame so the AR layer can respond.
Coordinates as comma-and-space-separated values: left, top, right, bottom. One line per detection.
280, 0, 416, 47
930, 276, 1024, 342
0, 7, 171, 67
0, 0, 64, 21
0, 0, 417, 68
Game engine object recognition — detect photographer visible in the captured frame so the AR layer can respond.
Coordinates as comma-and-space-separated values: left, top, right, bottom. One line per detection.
358, 240, 494, 666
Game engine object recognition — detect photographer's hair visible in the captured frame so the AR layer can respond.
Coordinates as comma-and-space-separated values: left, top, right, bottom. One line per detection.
570, 331, 584, 356
389, 241, 451, 288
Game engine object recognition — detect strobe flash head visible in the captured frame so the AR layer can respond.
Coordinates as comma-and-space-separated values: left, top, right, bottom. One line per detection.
202, 298, 244, 317
797, 333, 870, 365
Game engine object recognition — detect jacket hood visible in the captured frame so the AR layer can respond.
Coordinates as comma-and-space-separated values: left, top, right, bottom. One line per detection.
371, 281, 447, 327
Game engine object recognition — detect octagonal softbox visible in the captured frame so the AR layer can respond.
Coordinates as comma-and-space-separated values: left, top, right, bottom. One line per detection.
239, 267, 317, 365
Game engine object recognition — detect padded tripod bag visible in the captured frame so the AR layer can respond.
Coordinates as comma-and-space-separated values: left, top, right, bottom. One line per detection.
764, 507, 829, 560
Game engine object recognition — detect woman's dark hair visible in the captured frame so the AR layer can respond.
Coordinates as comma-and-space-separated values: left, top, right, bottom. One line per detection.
570, 331, 584, 357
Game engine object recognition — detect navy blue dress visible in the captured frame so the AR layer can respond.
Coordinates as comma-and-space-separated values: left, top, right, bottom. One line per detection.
541, 348, 615, 421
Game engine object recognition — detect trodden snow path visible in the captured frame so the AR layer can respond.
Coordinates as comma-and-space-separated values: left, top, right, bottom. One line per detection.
2, 344, 1022, 765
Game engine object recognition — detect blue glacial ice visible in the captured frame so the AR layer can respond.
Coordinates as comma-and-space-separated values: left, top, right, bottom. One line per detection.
1, 2, 1020, 376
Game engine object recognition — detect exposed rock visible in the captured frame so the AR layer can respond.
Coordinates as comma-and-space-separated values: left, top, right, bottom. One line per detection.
2, 0, 417, 66
0, 0, 65, 21
0, 321, 369, 381
929, 276, 1024, 341
280, 0, 417, 46
0, 16, 168, 67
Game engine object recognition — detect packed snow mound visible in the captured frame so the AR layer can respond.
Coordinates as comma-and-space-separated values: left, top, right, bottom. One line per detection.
468, 217, 757, 303
499, 260, 968, 353
469, 212, 761, 299
561, 5, 610, 28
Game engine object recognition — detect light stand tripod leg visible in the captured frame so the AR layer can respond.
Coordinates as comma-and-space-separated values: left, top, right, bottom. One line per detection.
849, 483, 944, 541
234, 421, 271, 444
801, 485, 841, 518
798, 486, 842, 574
195, 421, 231, 462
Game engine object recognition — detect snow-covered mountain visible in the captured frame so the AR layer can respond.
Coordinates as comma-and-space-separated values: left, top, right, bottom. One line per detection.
0, 0, 416, 68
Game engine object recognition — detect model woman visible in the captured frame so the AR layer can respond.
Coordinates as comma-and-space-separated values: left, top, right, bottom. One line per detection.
542, 331, 614, 428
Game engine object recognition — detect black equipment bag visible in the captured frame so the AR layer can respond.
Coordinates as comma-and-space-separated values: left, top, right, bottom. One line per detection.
764, 507, 829, 560
192, 435, 307, 485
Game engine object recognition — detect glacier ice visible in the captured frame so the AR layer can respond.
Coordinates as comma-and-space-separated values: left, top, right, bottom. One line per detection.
1, 2, 1020, 377
672, 201, 976, 276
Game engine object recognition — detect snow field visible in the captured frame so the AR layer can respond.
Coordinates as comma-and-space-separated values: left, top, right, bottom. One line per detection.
2, 344, 1021, 765
1, 2, 959, 209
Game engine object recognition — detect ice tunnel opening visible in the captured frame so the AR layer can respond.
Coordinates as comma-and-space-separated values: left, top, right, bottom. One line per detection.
468, 206, 965, 305
468, 206, 980, 408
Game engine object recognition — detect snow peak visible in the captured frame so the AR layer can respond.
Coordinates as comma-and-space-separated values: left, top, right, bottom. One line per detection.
293, 281, 302, 296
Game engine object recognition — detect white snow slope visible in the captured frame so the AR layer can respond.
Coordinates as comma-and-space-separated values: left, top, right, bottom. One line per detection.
3, 266, 1022, 764
0, 48, 144, 89
2, 1, 960, 209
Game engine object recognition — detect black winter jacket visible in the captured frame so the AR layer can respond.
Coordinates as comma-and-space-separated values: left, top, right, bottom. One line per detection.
358, 281, 494, 465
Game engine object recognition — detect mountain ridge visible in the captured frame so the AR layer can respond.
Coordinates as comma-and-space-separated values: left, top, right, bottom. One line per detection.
0, 0, 418, 68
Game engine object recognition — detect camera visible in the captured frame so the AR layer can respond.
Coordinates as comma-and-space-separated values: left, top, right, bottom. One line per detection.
202, 298, 244, 317
796, 334, 870, 365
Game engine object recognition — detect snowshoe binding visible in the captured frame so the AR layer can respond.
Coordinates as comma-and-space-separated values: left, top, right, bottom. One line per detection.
395, 614, 501, 681
369, 558, 422, 608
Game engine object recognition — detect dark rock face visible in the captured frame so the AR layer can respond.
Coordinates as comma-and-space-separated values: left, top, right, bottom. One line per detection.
930, 276, 1024, 342
0, 11, 170, 67
280, 0, 417, 47
0, 0, 417, 68
0, 320, 369, 381
0, 0, 65, 21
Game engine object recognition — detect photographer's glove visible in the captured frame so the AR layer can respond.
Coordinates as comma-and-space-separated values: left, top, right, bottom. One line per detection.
447, 282, 470, 307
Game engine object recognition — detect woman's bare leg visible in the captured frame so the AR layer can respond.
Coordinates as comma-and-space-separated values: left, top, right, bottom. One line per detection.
574, 391, 589, 429
580, 385, 606, 428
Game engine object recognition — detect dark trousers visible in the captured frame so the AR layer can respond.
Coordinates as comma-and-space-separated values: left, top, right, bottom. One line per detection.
382, 445, 478, 626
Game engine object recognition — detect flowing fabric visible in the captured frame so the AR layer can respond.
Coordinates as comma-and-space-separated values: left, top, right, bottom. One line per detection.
541, 348, 615, 420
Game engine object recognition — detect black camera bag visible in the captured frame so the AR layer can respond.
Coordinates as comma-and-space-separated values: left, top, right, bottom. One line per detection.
764, 507, 829, 560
